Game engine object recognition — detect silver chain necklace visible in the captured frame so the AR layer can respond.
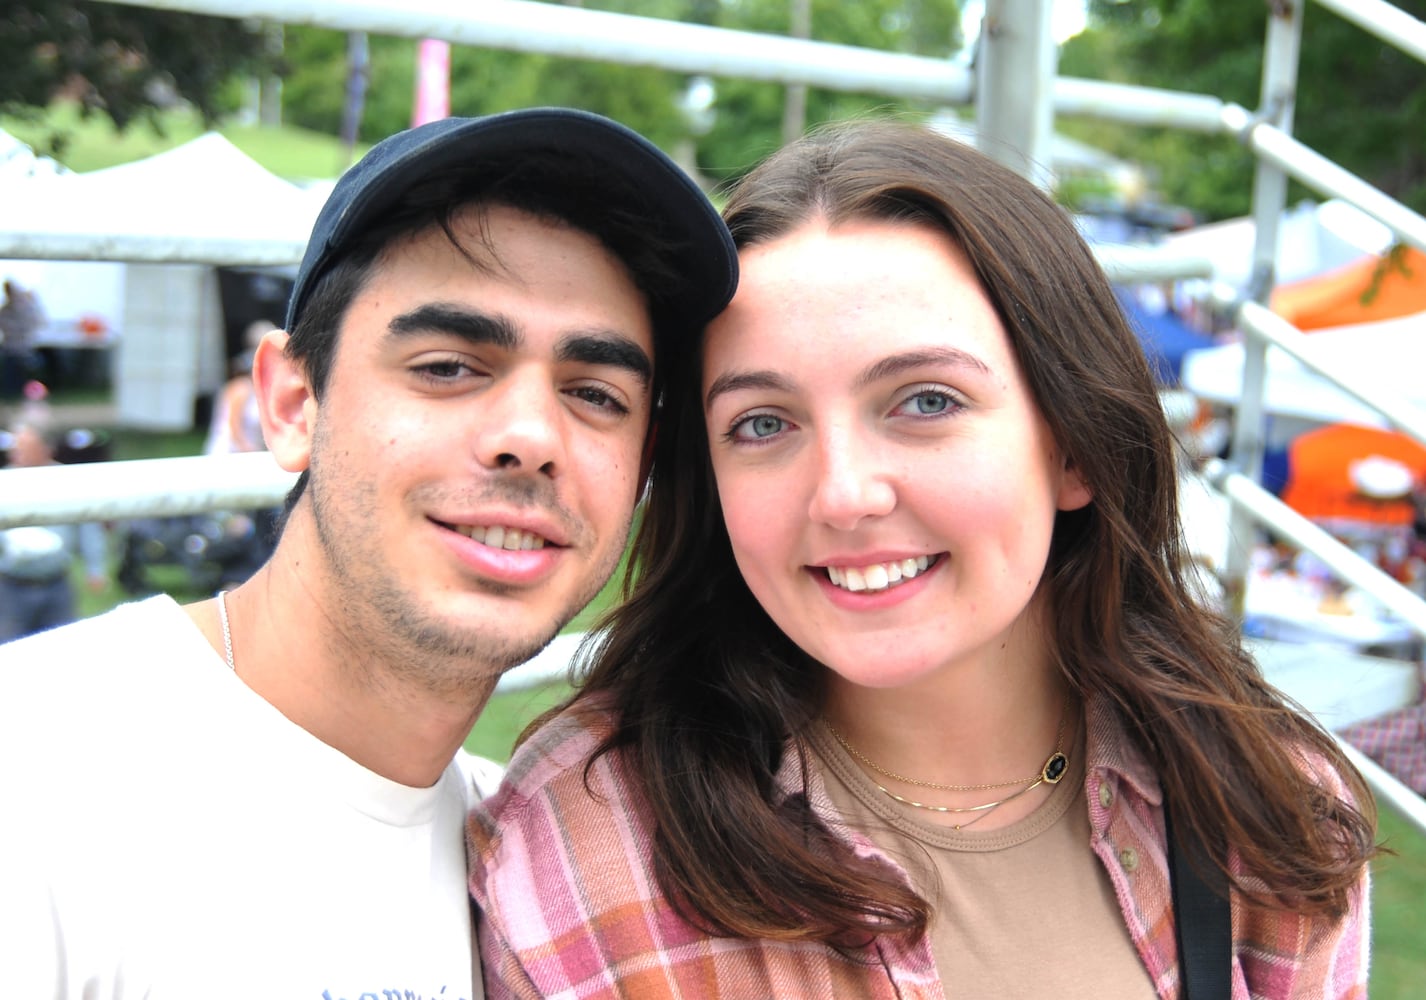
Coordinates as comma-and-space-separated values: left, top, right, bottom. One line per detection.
215, 590, 236, 672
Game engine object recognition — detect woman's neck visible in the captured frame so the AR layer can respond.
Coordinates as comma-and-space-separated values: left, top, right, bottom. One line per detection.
817, 607, 1078, 833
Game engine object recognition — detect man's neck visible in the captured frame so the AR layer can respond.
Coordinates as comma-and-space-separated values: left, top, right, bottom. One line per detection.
187, 571, 498, 788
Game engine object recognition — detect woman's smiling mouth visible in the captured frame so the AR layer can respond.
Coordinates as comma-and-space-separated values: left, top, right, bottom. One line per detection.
824, 555, 939, 593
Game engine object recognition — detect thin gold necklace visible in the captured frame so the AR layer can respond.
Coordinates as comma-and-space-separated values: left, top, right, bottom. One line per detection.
824, 717, 1069, 831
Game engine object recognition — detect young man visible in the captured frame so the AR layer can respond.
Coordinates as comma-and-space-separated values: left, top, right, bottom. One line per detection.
0, 108, 736, 999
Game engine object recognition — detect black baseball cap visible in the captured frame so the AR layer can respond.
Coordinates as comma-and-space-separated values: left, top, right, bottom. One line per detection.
286, 107, 737, 332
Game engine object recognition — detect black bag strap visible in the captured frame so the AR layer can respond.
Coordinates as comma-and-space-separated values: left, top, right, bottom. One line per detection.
1165, 801, 1232, 1000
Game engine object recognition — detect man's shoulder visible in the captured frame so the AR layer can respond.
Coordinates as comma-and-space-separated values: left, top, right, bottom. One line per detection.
0, 595, 188, 674
4, 593, 181, 643
0, 595, 212, 749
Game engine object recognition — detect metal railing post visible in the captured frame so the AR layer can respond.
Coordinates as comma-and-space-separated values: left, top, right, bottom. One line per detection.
1223, 1, 1305, 618
974, 0, 1056, 188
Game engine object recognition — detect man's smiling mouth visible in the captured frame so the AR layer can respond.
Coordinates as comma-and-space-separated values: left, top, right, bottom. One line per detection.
444, 524, 549, 550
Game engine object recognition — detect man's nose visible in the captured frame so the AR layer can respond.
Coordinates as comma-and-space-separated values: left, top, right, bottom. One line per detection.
471, 371, 566, 477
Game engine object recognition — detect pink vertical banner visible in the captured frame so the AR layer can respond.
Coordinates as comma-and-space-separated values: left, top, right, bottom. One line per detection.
413, 39, 451, 126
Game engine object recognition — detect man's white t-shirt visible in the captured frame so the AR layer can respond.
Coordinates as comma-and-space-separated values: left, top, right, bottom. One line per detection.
0, 596, 503, 1000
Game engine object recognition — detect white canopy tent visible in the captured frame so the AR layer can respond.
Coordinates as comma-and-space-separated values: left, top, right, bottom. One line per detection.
1162, 198, 1395, 295
0, 131, 320, 262
1, 133, 324, 428
1180, 309, 1426, 437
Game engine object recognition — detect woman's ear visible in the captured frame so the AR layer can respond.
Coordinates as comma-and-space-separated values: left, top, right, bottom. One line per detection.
1056, 455, 1093, 512
252, 330, 315, 474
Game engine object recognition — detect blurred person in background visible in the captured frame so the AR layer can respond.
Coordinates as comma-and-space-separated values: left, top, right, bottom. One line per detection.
0, 278, 46, 410
0, 414, 109, 643
204, 317, 282, 585
205, 318, 277, 457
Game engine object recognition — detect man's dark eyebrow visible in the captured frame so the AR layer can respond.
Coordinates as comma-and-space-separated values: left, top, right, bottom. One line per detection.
388, 305, 651, 389
388, 304, 517, 348
856, 347, 989, 389
704, 370, 796, 410
557, 334, 652, 388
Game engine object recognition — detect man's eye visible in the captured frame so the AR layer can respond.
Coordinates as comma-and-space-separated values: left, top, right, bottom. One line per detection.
568, 386, 629, 415
415, 360, 470, 379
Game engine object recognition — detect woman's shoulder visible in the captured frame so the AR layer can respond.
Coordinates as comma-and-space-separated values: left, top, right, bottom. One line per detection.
500, 697, 619, 790
468, 694, 667, 938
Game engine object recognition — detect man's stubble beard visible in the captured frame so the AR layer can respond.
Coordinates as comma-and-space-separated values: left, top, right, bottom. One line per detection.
304, 452, 629, 700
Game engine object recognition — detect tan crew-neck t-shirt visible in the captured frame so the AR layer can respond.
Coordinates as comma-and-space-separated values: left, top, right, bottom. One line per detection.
806, 722, 1157, 1000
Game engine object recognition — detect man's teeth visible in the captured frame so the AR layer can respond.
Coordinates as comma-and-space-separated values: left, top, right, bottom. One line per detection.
827, 556, 931, 593
455, 525, 547, 550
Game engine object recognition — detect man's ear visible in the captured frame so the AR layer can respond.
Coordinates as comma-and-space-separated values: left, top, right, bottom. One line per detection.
253, 330, 315, 474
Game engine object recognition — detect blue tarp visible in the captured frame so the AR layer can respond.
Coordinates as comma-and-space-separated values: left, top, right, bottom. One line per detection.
1116, 291, 1216, 386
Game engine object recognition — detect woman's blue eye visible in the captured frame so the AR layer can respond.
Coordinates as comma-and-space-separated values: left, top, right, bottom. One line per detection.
730, 413, 786, 441
749, 415, 784, 437
910, 391, 950, 415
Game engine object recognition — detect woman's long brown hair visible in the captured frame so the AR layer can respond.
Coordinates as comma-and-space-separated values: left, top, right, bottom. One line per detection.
535, 119, 1376, 946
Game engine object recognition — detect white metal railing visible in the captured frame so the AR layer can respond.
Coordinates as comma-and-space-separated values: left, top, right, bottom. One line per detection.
1212, 292, 1426, 447
1225, 115, 1426, 255
1203, 459, 1426, 639
1338, 737, 1426, 837
1313, 0, 1426, 64
0, 452, 294, 529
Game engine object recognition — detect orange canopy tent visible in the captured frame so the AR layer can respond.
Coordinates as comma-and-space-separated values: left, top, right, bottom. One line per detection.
1271, 246, 1426, 331
1281, 423, 1426, 527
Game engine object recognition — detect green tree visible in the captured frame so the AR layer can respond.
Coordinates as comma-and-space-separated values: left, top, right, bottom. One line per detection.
697, 0, 963, 180
1, 2, 273, 152
280, 17, 688, 153
279, 0, 963, 182
1063, 0, 1426, 219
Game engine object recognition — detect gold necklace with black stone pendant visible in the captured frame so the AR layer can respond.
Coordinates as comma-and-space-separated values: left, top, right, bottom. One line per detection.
826, 715, 1070, 831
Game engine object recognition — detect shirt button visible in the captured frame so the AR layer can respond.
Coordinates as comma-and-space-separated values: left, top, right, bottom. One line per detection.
1119, 847, 1140, 872
1099, 783, 1114, 809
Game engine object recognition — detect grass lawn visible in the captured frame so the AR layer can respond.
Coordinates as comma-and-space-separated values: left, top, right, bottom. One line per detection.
465, 680, 575, 762
1370, 805, 1426, 999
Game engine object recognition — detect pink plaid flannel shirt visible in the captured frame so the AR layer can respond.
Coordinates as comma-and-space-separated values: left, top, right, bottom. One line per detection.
469, 695, 1370, 999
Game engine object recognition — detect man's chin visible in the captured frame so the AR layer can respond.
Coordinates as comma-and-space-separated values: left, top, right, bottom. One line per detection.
417, 623, 555, 667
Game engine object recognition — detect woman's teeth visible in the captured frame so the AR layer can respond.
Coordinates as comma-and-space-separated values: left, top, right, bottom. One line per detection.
826, 555, 932, 593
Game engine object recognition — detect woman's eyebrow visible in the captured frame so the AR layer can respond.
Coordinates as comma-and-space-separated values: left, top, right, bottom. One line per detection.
856, 347, 989, 389
704, 370, 796, 411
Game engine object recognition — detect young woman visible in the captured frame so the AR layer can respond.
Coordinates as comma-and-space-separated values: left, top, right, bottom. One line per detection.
469, 120, 1376, 999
